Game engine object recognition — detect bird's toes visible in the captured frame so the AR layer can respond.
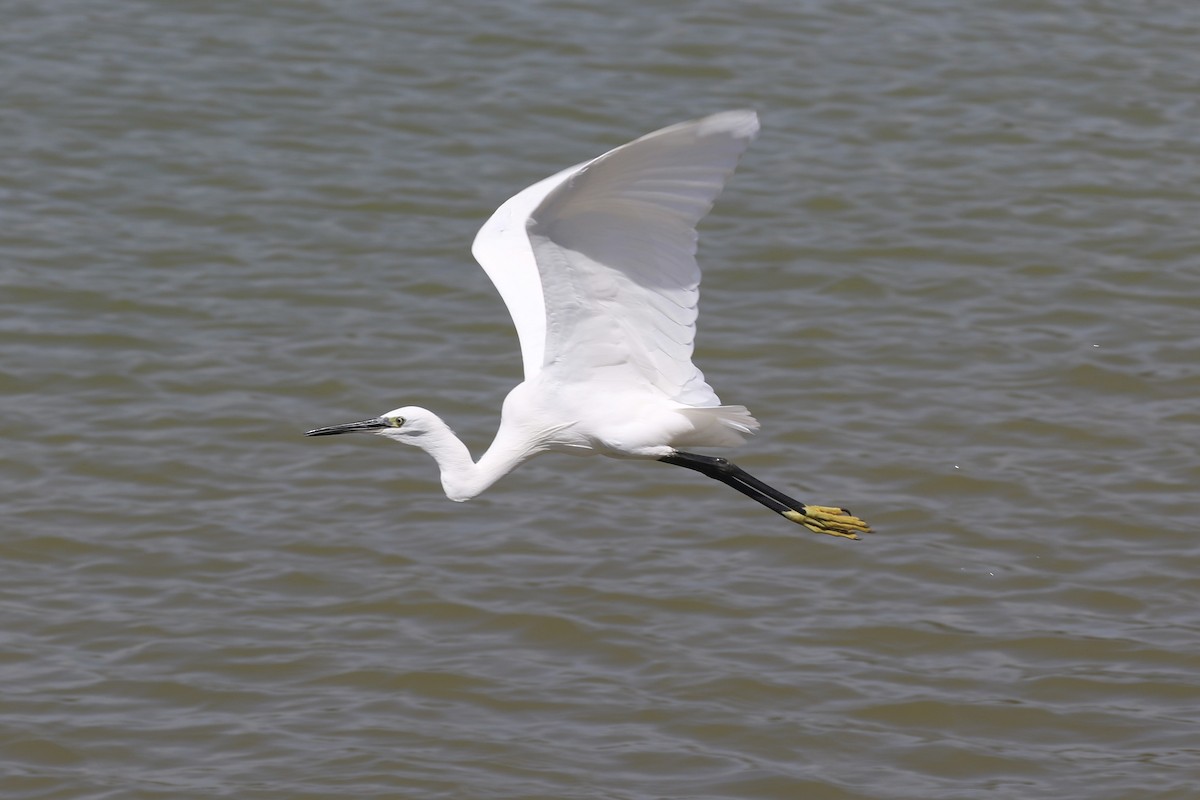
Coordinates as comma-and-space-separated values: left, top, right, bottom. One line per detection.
782, 506, 872, 540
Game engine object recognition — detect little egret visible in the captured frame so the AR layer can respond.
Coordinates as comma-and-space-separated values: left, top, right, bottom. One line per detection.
307, 110, 870, 539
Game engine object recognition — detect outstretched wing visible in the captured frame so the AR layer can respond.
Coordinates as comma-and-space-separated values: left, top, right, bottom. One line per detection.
471, 110, 759, 405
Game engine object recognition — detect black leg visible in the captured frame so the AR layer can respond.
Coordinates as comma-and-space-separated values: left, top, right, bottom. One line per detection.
659, 451, 871, 540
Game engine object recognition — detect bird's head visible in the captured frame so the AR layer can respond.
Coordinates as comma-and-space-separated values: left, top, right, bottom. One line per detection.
305, 406, 436, 446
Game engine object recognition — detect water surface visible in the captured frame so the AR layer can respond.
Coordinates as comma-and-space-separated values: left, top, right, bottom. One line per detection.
3, 2, 1198, 798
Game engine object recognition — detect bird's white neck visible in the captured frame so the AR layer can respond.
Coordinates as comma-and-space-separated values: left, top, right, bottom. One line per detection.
396, 411, 538, 502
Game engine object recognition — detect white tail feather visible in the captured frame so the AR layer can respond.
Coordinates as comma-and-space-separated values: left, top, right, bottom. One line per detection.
675, 405, 760, 447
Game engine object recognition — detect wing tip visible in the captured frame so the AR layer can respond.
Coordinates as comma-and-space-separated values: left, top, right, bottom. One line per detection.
697, 109, 760, 141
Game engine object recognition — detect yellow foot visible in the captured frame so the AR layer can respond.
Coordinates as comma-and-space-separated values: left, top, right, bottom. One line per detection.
782, 505, 872, 540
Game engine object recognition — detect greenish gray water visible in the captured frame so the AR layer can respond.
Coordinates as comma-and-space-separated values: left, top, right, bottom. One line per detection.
3, 1, 1199, 798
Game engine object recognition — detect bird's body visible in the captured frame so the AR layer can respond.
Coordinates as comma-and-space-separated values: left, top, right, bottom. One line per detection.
308, 111, 870, 539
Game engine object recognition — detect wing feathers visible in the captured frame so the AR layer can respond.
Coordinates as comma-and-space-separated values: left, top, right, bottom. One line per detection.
472, 111, 759, 404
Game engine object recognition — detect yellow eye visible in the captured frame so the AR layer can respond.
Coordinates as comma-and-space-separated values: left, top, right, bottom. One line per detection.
388, 416, 404, 428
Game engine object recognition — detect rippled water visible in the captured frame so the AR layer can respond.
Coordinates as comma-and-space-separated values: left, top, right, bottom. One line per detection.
4, 1, 1199, 798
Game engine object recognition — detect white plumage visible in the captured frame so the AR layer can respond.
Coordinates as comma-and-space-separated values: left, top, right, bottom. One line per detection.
307, 111, 871, 540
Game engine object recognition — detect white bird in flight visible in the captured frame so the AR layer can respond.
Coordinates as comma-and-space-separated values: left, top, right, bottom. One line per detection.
307, 110, 870, 540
